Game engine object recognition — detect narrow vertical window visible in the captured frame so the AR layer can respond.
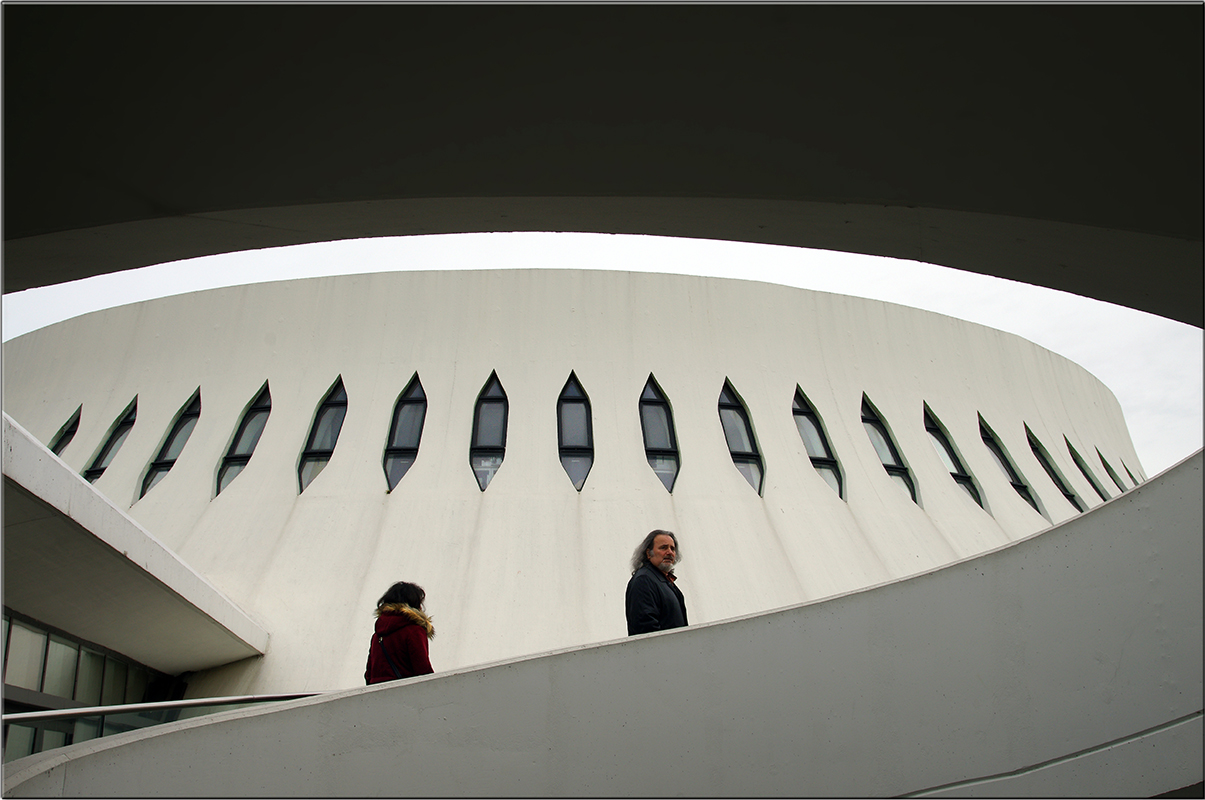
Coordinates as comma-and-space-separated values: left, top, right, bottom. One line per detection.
299, 378, 347, 493
383, 374, 426, 491
1123, 462, 1141, 486
557, 372, 593, 491
639, 375, 679, 492
979, 416, 1041, 515
1026, 425, 1084, 512
924, 406, 982, 507
792, 387, 842, 498
140, 390, 201, 498
217, 384, 271, 495
50, 406, 82, 456
1096, 449, 1128, 494
84, 398, 137, 483
470, 372, 507, 491
861, 396, 916, 503
718, 380, 763, 494
1066, 437, 1110, 502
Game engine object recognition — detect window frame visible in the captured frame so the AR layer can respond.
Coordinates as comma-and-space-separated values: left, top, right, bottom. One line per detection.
383, 374, 427, 491
298, 378, 348, 493
979, 416, 1042, 516
1095, 448, 1128, 494
861, 397, 916, 503
923, 406, 982, 508
718, 380, 764, 495
469, 371, 508, 491
83, 398, 137, 483
216, 383, 272, 496
639, 374, 680, 492
1026, 426, 1084, 512
49, 406, 82, 457
792, 387, 843, 498
556, 372, 593, 491
140, 390, 201, 498
1066, 437, 1110, 502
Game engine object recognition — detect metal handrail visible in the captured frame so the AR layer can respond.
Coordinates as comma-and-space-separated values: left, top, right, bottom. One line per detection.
3, 692, 323, 724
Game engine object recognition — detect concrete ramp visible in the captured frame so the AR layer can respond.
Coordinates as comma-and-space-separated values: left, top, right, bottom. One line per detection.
6, 451, 1200, 797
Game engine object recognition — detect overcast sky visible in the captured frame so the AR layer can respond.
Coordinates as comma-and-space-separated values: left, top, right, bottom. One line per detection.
3, 231, 1201, 476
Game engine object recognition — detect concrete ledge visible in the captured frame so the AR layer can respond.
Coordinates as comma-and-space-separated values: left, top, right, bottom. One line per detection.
2, 413, 268, 673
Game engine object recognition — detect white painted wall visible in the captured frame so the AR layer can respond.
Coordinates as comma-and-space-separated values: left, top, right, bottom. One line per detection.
5, 451, 1198, 798
1, 270, 1144, 694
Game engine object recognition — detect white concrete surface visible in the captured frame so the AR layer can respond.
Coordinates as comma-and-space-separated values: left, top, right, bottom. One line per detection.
5, 450, 1198, 798
2, 414, 268, 673
1, 270, 1144, 693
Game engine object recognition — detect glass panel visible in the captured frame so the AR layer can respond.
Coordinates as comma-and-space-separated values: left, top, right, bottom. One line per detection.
327, 384, 347, 403
2, 615, 9, 677
405, 381, 425, 400
720, 408, 753, 453
561, 455, 592, 490
891, 472, 914, 499
230, 409, 269, 455
217, 462, 244, 494
559, 402, 589, 448
299, 456, 330, 491
72, 717, 101, 744
161, 415, 198, 460
718, 386, 736, 404
309, 405, 346, 450
143, 467, 169, 494
472, 454, 503, 490
95, 425, 132, 469
641, 405, 672, 450
647, 455, 678, 492
42, 636, 79, 698
390, 403, 425, 448
102, 658, 127, 705
561, 380, 584, 399
385, 454, 416, 489
1017, 486, 1040, 512
5, 621, 46, 691
928, 430, 961, 473
4, 725, 35, 763
126, 665, 149, 705
817, 465, 842, 496
641, 383, 660, 401
75, 648, 104, 705
864, 422, 898, 466
985, 440, 1017, 481
42, 729, 69, 752
482, 379, 505, 398
735, 460, 761, 492
794, 414, 829, 458
474, 402, 505, 448
958, 480, 981, 505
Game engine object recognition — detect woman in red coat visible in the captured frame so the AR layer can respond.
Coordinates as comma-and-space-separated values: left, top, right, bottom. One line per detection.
364, 581, 435, 684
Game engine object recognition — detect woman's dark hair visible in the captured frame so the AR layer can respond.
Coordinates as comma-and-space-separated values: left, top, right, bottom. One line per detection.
377, 581, 425, 610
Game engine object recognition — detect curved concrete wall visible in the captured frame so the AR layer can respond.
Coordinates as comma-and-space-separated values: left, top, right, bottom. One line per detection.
5, 451, 1198, 798
1, 270, 1144, 694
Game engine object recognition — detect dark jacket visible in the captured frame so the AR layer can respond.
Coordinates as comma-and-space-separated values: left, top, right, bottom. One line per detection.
364, 604, 435, 684
625, 563, 688, 635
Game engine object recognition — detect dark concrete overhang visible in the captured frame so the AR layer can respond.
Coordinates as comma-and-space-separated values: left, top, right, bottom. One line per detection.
2, 415, 268, 675
3, 6, 1201, 326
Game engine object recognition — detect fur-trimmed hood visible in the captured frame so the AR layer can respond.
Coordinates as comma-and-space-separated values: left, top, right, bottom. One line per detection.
375, 603, 435, 639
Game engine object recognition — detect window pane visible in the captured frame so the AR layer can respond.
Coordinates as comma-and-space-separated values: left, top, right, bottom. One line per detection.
864, 422, 898, 466
891, 472, 913, 499
75, 649, 104, 705
794, 415, 829, 459
126, 665, 149, 705
3, 725, 35, 763
561, 455, 592, 490
928, 430, 961, 473
985, 441, 1016, 481
230, 409, 269, 455
390, 403, 424, 448
42, 636, 79, 698
161, 415, 198, 461
385, 454, 415, 489
720, 408, 753, 453
475, 402, 505, 447
735, 460, 761, 492
299, 456, 330, 491
641, 383, 660, 401
217, 461, 244, 494
958, 480, 981, 504
817, 465, 842, 496
560, 402, 589, 447
42, 730, 68, 752
143, 467, 169, 494
102, 658, 127, 705
73, 717, 101, 744
472, 454, 503, 490
641, 405, 672, 450
95, 425, 132, 469
310, 405, 346, 450
482, 379, 505, 398
647, 455, 678, 492
5, 621, 46, 691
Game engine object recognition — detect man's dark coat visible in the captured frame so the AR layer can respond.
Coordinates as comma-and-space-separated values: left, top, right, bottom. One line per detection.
625, 562, 688, 635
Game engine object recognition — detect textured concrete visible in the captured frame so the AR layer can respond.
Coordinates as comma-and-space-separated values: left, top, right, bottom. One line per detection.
2, 270, 1144, 695
5, 450, 1199, 797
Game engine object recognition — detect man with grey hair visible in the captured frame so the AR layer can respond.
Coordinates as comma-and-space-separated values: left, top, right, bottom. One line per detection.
625, 529, 688, 635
